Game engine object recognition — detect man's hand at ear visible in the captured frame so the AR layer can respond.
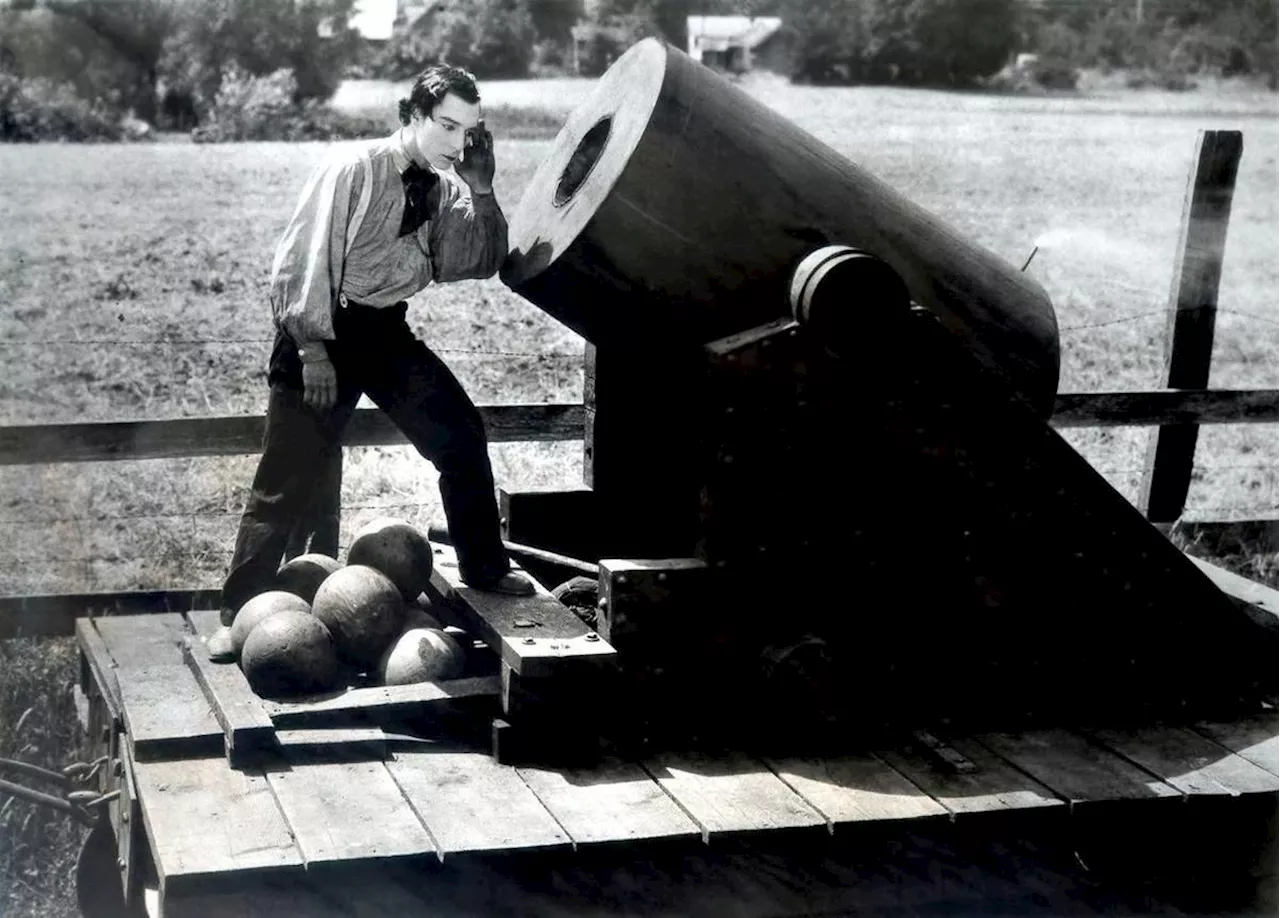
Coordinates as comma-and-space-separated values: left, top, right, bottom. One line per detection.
455, 121, 495, 195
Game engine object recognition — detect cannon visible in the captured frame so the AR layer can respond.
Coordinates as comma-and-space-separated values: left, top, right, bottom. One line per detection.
495, 38, 1274, 753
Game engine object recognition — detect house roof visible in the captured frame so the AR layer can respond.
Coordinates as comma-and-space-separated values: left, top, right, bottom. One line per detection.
686, 15, 783, 53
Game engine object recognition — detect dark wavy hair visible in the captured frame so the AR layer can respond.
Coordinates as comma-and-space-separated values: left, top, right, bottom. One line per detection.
397, 64, 480, 125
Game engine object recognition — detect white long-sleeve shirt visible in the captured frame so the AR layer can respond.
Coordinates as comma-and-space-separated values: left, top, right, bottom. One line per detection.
268, 129, 508, 350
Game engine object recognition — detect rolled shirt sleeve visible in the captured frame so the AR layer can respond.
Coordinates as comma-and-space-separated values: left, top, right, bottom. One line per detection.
269, 154, 364, 349
427, 172, 509, 283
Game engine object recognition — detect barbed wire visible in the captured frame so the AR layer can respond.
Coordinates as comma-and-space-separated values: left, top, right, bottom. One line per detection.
1057, 307, 1278, 333
0, 500, 443, 528
4, 475, 1276, 529
0, 338, 584, 360
1, 306, 1272, 349
1060, 311, 1165, 332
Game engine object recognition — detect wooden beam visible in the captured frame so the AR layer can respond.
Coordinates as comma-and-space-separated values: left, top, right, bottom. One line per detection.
0, 590, 219, 640
1050, 388, 1278, 428
0, 388, 1272, 471
1185, 554, 1279, 636
0, 404, 584, 465
1138, 130, 1244, 524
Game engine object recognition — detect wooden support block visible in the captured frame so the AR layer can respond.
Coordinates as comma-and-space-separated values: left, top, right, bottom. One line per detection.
387, 748, 570, 858
597, 558, 710, 648
134, 756, 302, 894
425, 545, 615, 678
274, 728, 388, 758
1185, 554, 1279, 637
500, 487, 601, 566
262, 676, 500, 730
116, 664, 222, 761
975, 729, 1182, 806
765, 753, 949, 830
877, 737, 1063, 817
489, 715, 600, 768
1089, 724, 1278, 797
182, 636, 279, 768
516, 757, 701, 846
642, 751, 826, 841
263, 750, 434, 866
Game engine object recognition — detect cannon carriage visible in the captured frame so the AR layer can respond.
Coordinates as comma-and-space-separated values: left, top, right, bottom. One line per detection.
8, 38, 1278, 918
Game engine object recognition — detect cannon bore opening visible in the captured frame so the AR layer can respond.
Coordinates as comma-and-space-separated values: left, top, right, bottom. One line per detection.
554, 117, 612, 208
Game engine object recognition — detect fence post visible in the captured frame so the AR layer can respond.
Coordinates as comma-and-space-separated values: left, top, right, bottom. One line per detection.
1138, 129, 1243, 532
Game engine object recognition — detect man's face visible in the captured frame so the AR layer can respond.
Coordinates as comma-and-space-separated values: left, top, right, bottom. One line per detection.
409, 92, 482, 170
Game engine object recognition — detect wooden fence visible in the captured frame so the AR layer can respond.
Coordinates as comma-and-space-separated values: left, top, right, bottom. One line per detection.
0, 129, 1275, 639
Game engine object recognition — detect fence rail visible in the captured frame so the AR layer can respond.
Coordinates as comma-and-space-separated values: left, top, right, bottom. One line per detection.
0, 387, 1274, 466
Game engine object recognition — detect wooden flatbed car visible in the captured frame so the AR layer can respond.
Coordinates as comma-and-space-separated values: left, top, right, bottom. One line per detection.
74, 599, 1278, 918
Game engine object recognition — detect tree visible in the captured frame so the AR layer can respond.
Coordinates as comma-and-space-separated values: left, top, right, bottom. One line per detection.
528, 0, 581, 42
31, 0, 178, 121
905, 0, 1020, 85
159, 0, 358, 120
777, 0, 866, 84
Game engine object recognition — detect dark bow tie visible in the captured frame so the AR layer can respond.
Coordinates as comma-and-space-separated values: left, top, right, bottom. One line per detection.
399, 164, 439, 237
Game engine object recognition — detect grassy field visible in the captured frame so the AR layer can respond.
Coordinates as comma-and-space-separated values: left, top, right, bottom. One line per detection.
1, 73, 1277, 916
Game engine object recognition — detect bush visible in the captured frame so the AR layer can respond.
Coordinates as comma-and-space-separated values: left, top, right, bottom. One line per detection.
194, 66, 387, 142
1030, 57, 1080, 90
0, 73, 123, 141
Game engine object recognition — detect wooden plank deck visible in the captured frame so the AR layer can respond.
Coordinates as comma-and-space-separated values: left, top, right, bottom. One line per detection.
642, 751, 827, 841
765, 751, 950, 830
132, 757, 303, 894
387, 747, 572, 858
78, 612, 1278, 916
516, 757, 701, 846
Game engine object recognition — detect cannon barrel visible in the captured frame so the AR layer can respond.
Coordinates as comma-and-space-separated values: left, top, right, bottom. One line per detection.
501, 39, 1061, 415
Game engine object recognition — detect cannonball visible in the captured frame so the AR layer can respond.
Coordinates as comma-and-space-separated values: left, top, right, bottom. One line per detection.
230, 590, 311, 660
275, 553, 343, 603
378, 628, 465, 686
311, 564, 405, 671
346, 517, 435, 601
240, 609, 340, 699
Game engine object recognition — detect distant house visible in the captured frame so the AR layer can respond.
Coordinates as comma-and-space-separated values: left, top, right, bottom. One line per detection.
686, 15, 789, 76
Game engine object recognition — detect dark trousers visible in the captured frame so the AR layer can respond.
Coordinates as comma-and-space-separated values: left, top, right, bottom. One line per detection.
222, 302, 510, 614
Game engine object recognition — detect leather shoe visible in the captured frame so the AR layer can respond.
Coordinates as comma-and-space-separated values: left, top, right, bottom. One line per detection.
468, 571, 536, 597
206, 625, 236, 663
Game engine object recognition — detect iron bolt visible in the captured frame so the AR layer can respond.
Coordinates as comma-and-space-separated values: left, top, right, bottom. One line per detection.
121, 809, 129, 824
597, 598, 607, 610
113, 760, 122, 777
117, 858, 126, 871
585, 634, 600, 642
522, 638, 536, 645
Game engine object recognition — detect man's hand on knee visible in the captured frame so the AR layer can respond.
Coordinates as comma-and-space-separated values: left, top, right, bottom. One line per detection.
301, 353, 338, 413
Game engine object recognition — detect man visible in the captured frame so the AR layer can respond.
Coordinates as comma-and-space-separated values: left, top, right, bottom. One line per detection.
212, 65, 535, 660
